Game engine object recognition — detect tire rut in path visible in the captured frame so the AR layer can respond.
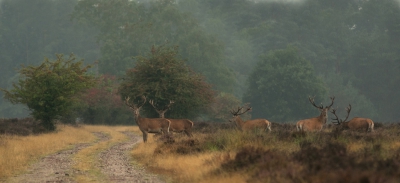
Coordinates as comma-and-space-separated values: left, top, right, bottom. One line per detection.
98, 131, 165, 183
7, 132, 109, 183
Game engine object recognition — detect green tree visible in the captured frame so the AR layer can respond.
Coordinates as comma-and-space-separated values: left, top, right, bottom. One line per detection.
119, 45, 215, 119
243, 46, 326, 122
1, 54, 95, 131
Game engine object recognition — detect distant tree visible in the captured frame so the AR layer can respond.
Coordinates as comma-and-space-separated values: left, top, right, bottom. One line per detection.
0, 54, 95, 131
208, 92, 242, 122
76, 74, 133, 125
119, 45, 215, 119
243, 46, 326, 122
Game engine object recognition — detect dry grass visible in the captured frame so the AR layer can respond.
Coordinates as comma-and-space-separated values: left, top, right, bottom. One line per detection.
0, 125, 95, 180
130, 122, 400, 183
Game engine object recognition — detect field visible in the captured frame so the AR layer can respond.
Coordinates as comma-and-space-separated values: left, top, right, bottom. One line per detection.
1, 118, 400, 182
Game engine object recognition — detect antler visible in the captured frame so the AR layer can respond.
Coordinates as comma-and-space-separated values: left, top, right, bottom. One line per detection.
149, 99, 174, 118
326, 96, 335, 109
309, 96, 335, 109
309, 96, 323, 109
230, 105, 252, 116
330, 104, 351, 125
124, 96, 134, 109
124, 96, 146, 109
342, 104, 351, 122
330, 108, 342, 125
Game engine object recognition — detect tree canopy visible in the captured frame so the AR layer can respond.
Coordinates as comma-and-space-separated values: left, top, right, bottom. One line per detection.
118, 45, 215, 119
1, 54, 95, 131
243, 46, 326, 122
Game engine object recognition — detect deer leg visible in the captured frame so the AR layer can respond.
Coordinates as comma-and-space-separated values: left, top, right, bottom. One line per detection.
142, 131, 148, 143
296, 124, 301, 132
184, 130, 192, 137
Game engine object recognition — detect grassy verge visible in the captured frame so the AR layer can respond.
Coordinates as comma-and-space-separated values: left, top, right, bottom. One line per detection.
0, 125, 95, 180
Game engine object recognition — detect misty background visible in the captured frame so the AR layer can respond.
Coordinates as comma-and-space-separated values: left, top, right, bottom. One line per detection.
0, 0, 399, 123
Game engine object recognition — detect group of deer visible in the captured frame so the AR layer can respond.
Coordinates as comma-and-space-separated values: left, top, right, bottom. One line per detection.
230, 96, 374, 133
124, 96, 193, 143
296, 96, 374, 132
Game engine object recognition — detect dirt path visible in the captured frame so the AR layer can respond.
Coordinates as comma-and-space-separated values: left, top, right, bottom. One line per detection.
98, 131, 165, 183
7, 131, 165, 183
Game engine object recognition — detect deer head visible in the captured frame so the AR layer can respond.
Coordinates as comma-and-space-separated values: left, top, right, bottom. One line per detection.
309, 96, 335, 123
331, 104, 351, 125
149, 99, 175, 118
124, 96, 147, 116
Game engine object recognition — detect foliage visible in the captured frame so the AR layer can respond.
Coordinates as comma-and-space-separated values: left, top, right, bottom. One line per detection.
118, 45, 215, 119
207, 92, 242, 122
323, 72, 378, 120
0, 0, 99, 118
76, 74, 133, 125
72, 0, 235, 93
0, 54, 95, 131
243, 46, 327, 122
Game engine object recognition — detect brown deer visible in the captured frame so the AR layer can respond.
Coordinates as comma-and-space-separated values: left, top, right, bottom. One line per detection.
331, 104, 374, 132
125, 96, 171, 142
296, 96, 335, 132
229, 105, 271, 132
149, 99, 194, 137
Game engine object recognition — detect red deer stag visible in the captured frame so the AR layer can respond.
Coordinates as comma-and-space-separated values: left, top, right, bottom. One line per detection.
296, 96, 335, 132
229, 105, 271, 132
331, 104, 374, 132
125, 96, 171, 142
149, 99, 194, 137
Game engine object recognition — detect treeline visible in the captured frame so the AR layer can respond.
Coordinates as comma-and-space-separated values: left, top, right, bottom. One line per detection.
0, 0, 399, 123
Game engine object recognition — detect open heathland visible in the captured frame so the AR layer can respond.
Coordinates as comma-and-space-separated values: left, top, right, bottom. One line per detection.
1, 119, 400, 182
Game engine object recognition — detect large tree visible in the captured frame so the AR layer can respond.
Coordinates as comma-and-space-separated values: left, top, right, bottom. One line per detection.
243, 46, 327, 122
119, 45, 214, 119
1, 54, 95, 131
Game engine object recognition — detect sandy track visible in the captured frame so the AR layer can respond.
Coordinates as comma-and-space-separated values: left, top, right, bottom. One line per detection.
7, 131, 165, 183
99, 131, 165, 183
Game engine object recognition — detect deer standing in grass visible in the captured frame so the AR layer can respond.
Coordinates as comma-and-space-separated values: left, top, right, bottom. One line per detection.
229, 105, 271, 132
149, 99, 194, 137
125, 96, 171, 142
331, 104, 374, 132
296, 96, 335, 132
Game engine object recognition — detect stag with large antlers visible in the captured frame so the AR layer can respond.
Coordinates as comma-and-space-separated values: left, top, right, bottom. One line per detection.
229, 105, 271, 132
331, 104, 374, 132
149, 99, 194, 137
125, 96, 171, 142
296, 96, 335, 132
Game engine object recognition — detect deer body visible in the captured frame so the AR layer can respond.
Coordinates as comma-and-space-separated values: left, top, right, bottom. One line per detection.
168, 119, 194, 137
296, 96, 335, 132
125, 96, 171, 142
149, 99, 194, 137
341, 118, 374, 132
233, 116, 271, 131
331, 105, 374, 132
134, 115, 171, 142
296, 115, 327, 132
230, 105, 272, 132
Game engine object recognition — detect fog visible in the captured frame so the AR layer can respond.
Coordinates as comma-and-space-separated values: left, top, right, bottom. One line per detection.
0, 0, 399, 122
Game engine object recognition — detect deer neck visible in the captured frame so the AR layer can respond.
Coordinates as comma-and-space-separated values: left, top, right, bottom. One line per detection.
318, 110, 328, 124
235, 116, 245, 128
341, 121, 349, 127
134, 109, 142, 125
159, 112, 165, 118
